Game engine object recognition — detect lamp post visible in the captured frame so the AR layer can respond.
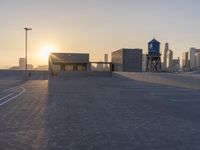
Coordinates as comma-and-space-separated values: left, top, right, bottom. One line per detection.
24, 27, 32, 78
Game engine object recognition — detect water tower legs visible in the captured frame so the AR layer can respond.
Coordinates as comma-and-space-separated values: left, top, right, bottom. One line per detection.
146, 55, 161, 72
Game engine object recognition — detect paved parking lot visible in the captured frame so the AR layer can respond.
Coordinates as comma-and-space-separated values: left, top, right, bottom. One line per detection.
0, 75, 200, 150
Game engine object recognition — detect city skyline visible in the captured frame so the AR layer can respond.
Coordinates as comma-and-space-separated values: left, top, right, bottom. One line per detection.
1, 0, 200, 68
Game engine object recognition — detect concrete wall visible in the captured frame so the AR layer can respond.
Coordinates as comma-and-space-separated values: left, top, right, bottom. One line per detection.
123, 49, 142, 72
28, 70, 49, 80
0, 70, 49, 80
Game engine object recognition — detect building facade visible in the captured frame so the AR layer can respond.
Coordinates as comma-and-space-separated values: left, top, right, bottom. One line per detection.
112, 48, 142, 72
49, 53, 90, 75
49, 53, 112, 76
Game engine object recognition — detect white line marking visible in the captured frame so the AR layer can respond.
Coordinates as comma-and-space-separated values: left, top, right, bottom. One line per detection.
0, 87, 26, 106
3, 86, 19, 92
0, 92, 15, 101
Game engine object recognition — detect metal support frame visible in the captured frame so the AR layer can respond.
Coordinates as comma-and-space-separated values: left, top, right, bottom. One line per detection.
146, 54, 161, 72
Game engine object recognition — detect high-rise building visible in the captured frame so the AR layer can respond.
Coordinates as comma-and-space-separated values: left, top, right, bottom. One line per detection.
189, 48, 196, 69
173, 57, 180, 72
187, 48, 200, 69
163, 43, 169, 71
195, 49, 200, 68
182, 52, 189, 71
166, 50, 173, 72
195, 52, 200, 68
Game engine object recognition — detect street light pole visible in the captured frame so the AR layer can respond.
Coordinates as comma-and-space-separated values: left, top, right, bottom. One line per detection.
24, 27, 32, 77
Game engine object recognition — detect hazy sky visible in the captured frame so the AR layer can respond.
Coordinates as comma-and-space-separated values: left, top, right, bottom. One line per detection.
1, 0, 200, 68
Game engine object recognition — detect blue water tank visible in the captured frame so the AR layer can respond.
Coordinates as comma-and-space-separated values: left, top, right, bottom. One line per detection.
148, 39, 160, 54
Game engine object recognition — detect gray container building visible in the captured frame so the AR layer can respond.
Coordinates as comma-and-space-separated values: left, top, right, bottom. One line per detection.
111, 48, 142, 72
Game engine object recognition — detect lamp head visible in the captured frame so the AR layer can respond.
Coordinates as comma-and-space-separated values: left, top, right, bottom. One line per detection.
24, 27, 32, 31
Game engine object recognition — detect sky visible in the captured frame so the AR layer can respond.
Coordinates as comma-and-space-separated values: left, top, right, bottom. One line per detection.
1, 0, 200, 68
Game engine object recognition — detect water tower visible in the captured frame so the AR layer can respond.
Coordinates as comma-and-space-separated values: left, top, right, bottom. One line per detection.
146, 39, 162, 72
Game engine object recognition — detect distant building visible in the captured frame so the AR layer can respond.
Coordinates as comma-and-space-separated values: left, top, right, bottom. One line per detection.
163, 43, 169, 71
173, 58, 180, 72
27, 64, 34, 70
142, 54, 147, 72
10, 57, 33, 70
19, 58, 26, 69
194, 49, 200, 68
188, 48, 200, 69
9, 66, 20, 70
182, 52, 189, 71
104, 54, 108, 62
189, 48, 196, 69
34, 65, 48, 70
104, 54, 109, 69
195, 52, 200, 68
166, 49, 173, 72
112, 48, 142, 72
182, 48, 200, 71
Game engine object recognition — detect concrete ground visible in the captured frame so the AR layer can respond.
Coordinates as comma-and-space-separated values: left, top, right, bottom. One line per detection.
0, 73, 200, 150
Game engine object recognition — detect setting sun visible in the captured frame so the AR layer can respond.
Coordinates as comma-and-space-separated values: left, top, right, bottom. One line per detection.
37, 46, 57, 65
40, 46, 55, 61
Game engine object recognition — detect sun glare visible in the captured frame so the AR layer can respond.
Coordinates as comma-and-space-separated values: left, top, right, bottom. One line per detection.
38, 45, 57, 64
41, 47, 54, 60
